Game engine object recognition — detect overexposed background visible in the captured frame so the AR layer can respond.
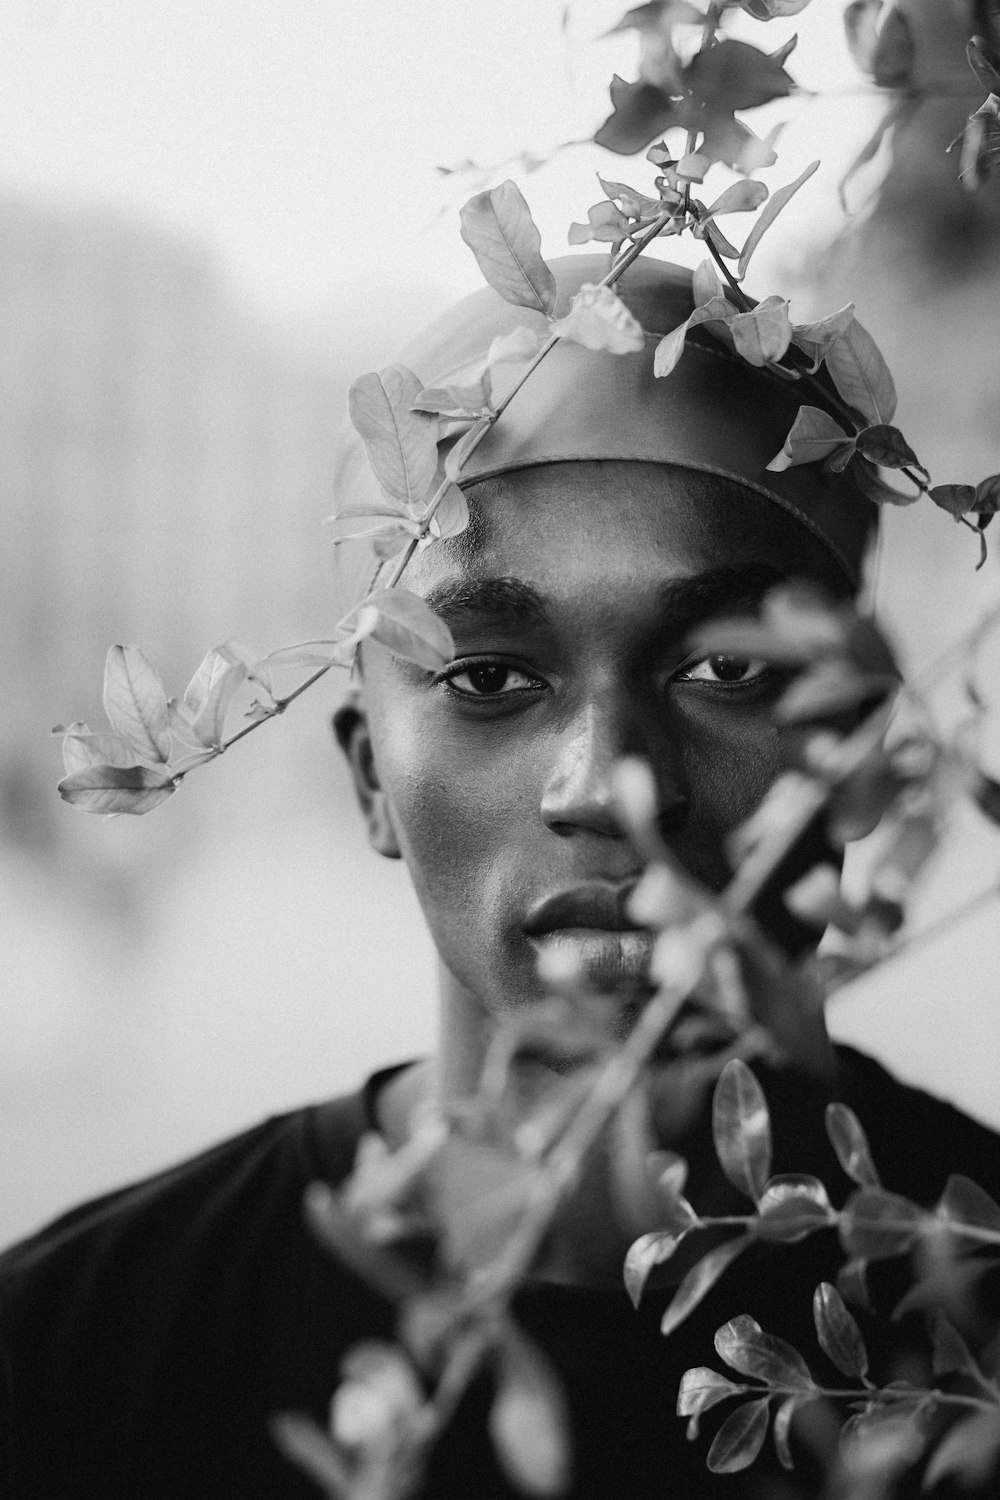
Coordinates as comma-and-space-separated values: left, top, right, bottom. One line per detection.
3, 0, 999, 1244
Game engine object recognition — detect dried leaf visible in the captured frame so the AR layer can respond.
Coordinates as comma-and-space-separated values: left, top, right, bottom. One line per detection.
729, 296, 792, 366
349, 366, 439, 509
103, 645, 171, 764
839, 1187, 924, 1260
824, 318, 897, 424
489, 1328, 570, 1497
737, 161, 818, 279
661, 1235, 751, 1337
825, 1103, 881, 1188
677, 1366, 747, 1439
58, 763, 178, 816
767, 405, 854, 472
715, 1314, 816, 1390
549, 283, 645, 354
460, 181, 557, 315
813, 1282, 869, 1379
706, 1396, 770, 1474
712, 1059, 772, 1203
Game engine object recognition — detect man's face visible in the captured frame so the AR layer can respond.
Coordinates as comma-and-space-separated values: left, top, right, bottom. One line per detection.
344, 461, 846, 1028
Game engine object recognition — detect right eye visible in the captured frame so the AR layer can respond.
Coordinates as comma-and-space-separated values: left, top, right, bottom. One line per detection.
440, 661, 544, 698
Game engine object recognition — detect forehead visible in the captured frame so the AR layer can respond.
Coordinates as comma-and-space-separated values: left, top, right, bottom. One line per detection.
405, 461, 846, 615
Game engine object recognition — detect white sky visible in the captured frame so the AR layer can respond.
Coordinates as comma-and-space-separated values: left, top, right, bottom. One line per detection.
0, 0, 879, 329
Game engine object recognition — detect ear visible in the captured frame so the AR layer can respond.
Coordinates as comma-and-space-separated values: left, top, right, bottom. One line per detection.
332, 693, 402, 860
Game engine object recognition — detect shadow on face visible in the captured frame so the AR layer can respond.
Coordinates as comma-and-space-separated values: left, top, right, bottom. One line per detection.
335, 461, 856, 1018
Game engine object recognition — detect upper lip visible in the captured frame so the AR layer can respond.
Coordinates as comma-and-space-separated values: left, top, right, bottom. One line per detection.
523, 884, 643, 936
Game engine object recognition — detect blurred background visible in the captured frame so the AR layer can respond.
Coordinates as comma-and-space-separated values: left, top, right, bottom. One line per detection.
4, 0, 1000, 1244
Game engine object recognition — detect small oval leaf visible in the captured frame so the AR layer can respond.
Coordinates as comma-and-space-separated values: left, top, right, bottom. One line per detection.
103, 645, 172, 764
624, 1230, 686, 1310
813, 1282, 869, 1379
706, 1396, 770, 1474
489, 1328, 570, 1497
58, 763, 178, 816
661, 1235, 750, 1338
460, 180, 557, 316
712, 1059, 772, 1203
839, 1188, 924, 1260
825, 1102, 881, 1188
824, 318, 897, 425
715, 1317, 816, 1390
349, 366, 440, 509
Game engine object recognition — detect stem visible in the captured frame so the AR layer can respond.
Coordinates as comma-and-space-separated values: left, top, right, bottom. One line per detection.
703, 233, 751, 310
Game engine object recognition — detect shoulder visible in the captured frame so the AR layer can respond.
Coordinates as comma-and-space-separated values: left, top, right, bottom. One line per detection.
833, 1043, 1000, 1203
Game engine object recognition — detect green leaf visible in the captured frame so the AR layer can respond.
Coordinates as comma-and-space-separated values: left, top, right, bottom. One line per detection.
813, 1282, 869, 1379
550, 284, 645, 355
103, 645, 171, 764
839, 1188, 924, 1260
928, 1310, 981, 1379
304, 1181, 425, 1302
624, 1230, 687, 1310
568, 199, 630, 250
738, 0, 811, 16
445, 414, 495, 482
825, 1102, 882, 1188
843, 0, 881, 73
598, 175, 662, 218
968, 36, 1000, 93
974, 774, 1000, 824
432, 1136, 542, 1272
58, 763, 178, 816
487, 325, 547, 369
687, 38, 795, 111
712, 1060, 771, 1203
930, 483, 977, 517
270, 1413, 350, 1494
755, 1176, 834, 1242
348, 365, 439, 510
428, 483, 469, 541
975, 473, 1000, 513
855, 424, 923, 474
594, 75, 677, 156
175, 644, 248, 750
729, 296, 792, 366
791, 303, 855, 372
837, 1256, 870, 1309
359, 590, 455, 673
772, 1395, 801, 1469
661, 1235, 751, 1337
936, 1173, 1000, 1234
61, 722, 135, 776
489, 1328, 570, 1497
715, 1314, 816, 1390
460, 181, 557, 315
767, 405, 854, 472
692, 260, 724, 307
769, 34, 799, 68
824, 318, 897, 424
654, 296, 737, 378
873, 7, 914, 88
706, 1397, 770, 1474
677, 1367, 748, 1440
775, 659, 890, 723
737, 161, 818, 279
854, 455, 920, 506
412, 382, 492, 419
922, 1409, 1000, 1493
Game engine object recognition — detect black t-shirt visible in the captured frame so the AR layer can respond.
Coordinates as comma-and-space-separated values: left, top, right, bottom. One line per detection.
2, 1047, 999, 1500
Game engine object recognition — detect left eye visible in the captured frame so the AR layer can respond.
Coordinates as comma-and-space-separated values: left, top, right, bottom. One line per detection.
444, 663, 541, 697
676, 654, 770, 687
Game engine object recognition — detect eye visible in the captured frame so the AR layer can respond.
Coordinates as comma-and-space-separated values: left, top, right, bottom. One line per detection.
440, 660, 544, 699
675, 654, 771, 688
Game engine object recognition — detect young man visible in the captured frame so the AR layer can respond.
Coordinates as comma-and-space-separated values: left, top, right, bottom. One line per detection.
3, 258, 999, 1498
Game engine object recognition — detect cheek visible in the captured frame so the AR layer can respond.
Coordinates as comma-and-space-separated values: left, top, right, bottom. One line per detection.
676, 703, 783, 833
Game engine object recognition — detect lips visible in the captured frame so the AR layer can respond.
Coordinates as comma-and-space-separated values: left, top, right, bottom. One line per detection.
523, 884, 642, 937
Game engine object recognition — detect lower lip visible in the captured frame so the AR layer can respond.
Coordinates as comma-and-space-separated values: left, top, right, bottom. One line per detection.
529, 928, 655, 991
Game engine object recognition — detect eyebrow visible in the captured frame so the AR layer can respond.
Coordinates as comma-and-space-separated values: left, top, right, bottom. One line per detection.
422, 565, 786, 636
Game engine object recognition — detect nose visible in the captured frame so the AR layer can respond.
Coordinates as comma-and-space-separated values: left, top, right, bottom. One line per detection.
540, 694, 689, 839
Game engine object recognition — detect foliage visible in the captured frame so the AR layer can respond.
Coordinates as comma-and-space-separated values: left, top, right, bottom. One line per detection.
55, 1, 1000, 1497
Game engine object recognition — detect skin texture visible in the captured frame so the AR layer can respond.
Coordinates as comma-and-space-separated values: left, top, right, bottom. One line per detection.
335, 460, 849, 1107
